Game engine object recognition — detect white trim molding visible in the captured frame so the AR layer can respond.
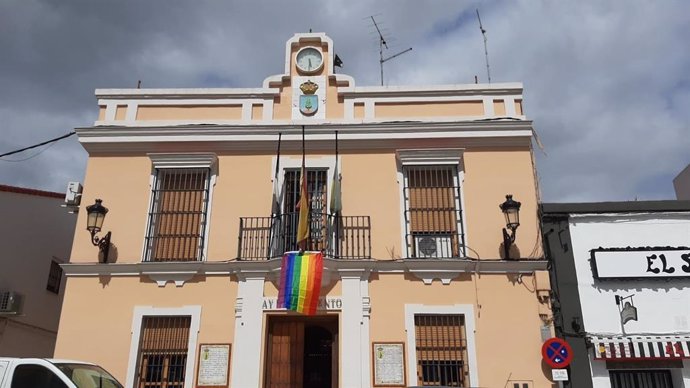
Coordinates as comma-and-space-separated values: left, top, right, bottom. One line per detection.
404, 304, 479, 387
272, 155, 339, 214
230, 274, 265, 388
60, 258, 549, 278
76, 120, 534, 154
125, 305, 202, 388
148, 153, 218, 169
396, 148, 464, 166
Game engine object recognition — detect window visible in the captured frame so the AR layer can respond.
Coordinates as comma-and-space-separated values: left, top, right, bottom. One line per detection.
403, 166, 465, 258
144, 168, 211, 262
414, 314, 469, 387
281, 168, 328, 251
609, 370, 673, 388
46, 260, 63, 294
11, 364, 68, 388
134, 316, 191, 388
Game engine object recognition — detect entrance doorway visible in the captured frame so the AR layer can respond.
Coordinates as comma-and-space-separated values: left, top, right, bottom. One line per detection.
264, 315, 338, 388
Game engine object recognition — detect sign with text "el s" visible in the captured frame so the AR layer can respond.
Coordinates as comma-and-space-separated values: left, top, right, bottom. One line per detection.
591, 247, 690, 279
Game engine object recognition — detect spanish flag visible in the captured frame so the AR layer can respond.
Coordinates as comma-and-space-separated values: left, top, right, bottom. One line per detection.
296, 164, 310, 250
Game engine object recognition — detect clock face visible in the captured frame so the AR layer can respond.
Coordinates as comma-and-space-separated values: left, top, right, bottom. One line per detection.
295, 47, 324, 74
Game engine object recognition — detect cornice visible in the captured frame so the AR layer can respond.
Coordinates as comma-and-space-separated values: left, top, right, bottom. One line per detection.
62, 259, 548, 280
95, 88, 279, 100
95, 82, 522, 101
341, 82, 523, 98
85, 119, 532, 132
75, 120, 534, 154
396, 148, 464, 165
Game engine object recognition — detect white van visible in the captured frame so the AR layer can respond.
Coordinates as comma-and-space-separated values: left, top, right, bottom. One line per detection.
0, 358, 123, 388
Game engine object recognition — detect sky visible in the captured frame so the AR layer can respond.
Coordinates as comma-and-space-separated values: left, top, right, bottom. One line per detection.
1, 0, 689, 202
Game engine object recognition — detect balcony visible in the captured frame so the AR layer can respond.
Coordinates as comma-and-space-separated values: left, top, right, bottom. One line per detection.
238, 212, 371, 260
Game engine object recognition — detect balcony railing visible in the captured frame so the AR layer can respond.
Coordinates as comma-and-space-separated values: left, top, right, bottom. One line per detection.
238, 212, 371, 260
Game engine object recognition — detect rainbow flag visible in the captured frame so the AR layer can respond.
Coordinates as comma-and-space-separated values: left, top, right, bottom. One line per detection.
277, 251, 323, 315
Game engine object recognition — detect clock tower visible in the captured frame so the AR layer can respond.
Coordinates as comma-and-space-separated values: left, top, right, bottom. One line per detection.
262, 33, 354, 121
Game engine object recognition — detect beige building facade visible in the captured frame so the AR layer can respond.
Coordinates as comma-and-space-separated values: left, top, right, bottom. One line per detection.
0, 185, 75, 357
56, 33, 552, 388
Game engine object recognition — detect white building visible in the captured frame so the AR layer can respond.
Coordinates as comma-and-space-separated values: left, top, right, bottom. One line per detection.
0, 184, 76, 357
543, 201, 690, 388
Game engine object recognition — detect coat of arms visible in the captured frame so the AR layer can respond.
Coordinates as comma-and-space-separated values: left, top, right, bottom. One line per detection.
299, 80, 319, 115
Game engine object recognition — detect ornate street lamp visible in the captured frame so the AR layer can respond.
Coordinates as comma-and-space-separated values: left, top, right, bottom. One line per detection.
85, 199, 111, 263
499, 194, 521, 260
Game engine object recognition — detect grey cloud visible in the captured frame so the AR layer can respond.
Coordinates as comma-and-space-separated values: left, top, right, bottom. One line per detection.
0, 0, 688, 203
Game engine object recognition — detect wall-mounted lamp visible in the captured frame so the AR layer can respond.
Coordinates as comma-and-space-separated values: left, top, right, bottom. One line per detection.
85, 199, 111, 263
615, 294, 638, 334
499, 194, 521, 260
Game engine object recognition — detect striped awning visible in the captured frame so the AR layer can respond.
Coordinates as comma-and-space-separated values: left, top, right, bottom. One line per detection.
590, 336, 690, 360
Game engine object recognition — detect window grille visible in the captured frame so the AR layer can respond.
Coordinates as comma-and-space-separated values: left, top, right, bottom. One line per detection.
46, 260, 63, 294
135, 316, 191, 388
282, 169, 328, 251
414, 314, 469, 387
609, 370, 673, 388
404, 166, 465, 258
145, 168, 210, 262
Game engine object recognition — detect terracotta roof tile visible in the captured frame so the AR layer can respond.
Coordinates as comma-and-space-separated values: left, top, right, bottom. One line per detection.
0, 184, 64, 199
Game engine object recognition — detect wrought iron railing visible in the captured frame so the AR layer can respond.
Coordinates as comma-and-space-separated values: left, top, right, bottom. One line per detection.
238, 212, 371, 260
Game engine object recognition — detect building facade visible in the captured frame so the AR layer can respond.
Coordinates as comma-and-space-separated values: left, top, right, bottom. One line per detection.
0, 184, 75, 357
542, 201, 690, 388
674, 164, 690, 200
56, 33, 552, 388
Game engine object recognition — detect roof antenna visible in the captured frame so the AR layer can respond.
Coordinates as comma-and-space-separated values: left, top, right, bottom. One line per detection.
370, 15, 412, 86
476, 9, 491, 84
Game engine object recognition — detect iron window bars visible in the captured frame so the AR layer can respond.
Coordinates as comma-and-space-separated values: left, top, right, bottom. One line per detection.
414, 314, 469, 387
135, 316, 191, 388
144, 168, 210, 262
403, 166, 465, 259
46, 260, 63, 294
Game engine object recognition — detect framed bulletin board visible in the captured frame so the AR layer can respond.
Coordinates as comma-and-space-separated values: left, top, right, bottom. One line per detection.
372, 342, 406, 386
196, 343, 231, 387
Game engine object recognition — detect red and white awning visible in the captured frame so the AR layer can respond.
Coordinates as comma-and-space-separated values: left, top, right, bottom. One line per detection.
591, 336, 690, 360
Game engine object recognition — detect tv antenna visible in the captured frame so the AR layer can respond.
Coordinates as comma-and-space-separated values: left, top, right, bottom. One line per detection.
370, 16, 412, 86
476, 9, 491, 84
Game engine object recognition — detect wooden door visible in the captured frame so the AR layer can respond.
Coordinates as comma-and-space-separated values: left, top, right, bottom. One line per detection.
265, 320, 304, 388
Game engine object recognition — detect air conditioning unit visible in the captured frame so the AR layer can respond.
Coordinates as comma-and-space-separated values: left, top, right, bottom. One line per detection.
64, 182, 83, 206
0, 291, 23, 315
414, 235, 453, 259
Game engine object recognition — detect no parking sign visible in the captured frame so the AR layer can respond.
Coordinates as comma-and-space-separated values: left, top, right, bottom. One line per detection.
541, 338, 573, 368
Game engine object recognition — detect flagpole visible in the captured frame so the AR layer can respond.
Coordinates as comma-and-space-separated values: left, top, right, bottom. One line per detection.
274, 132, 282, 216
302, 125, 306, 253
296, 125, 310, 252
334, 130, 340, 258
268, 132, 282, 259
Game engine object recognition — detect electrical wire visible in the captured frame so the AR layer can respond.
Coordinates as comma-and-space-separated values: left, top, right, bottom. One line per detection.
0, 131, 76, 159
0, 140, 59, 162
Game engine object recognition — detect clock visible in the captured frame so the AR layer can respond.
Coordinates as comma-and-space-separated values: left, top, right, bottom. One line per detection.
295, 47, 324, 74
